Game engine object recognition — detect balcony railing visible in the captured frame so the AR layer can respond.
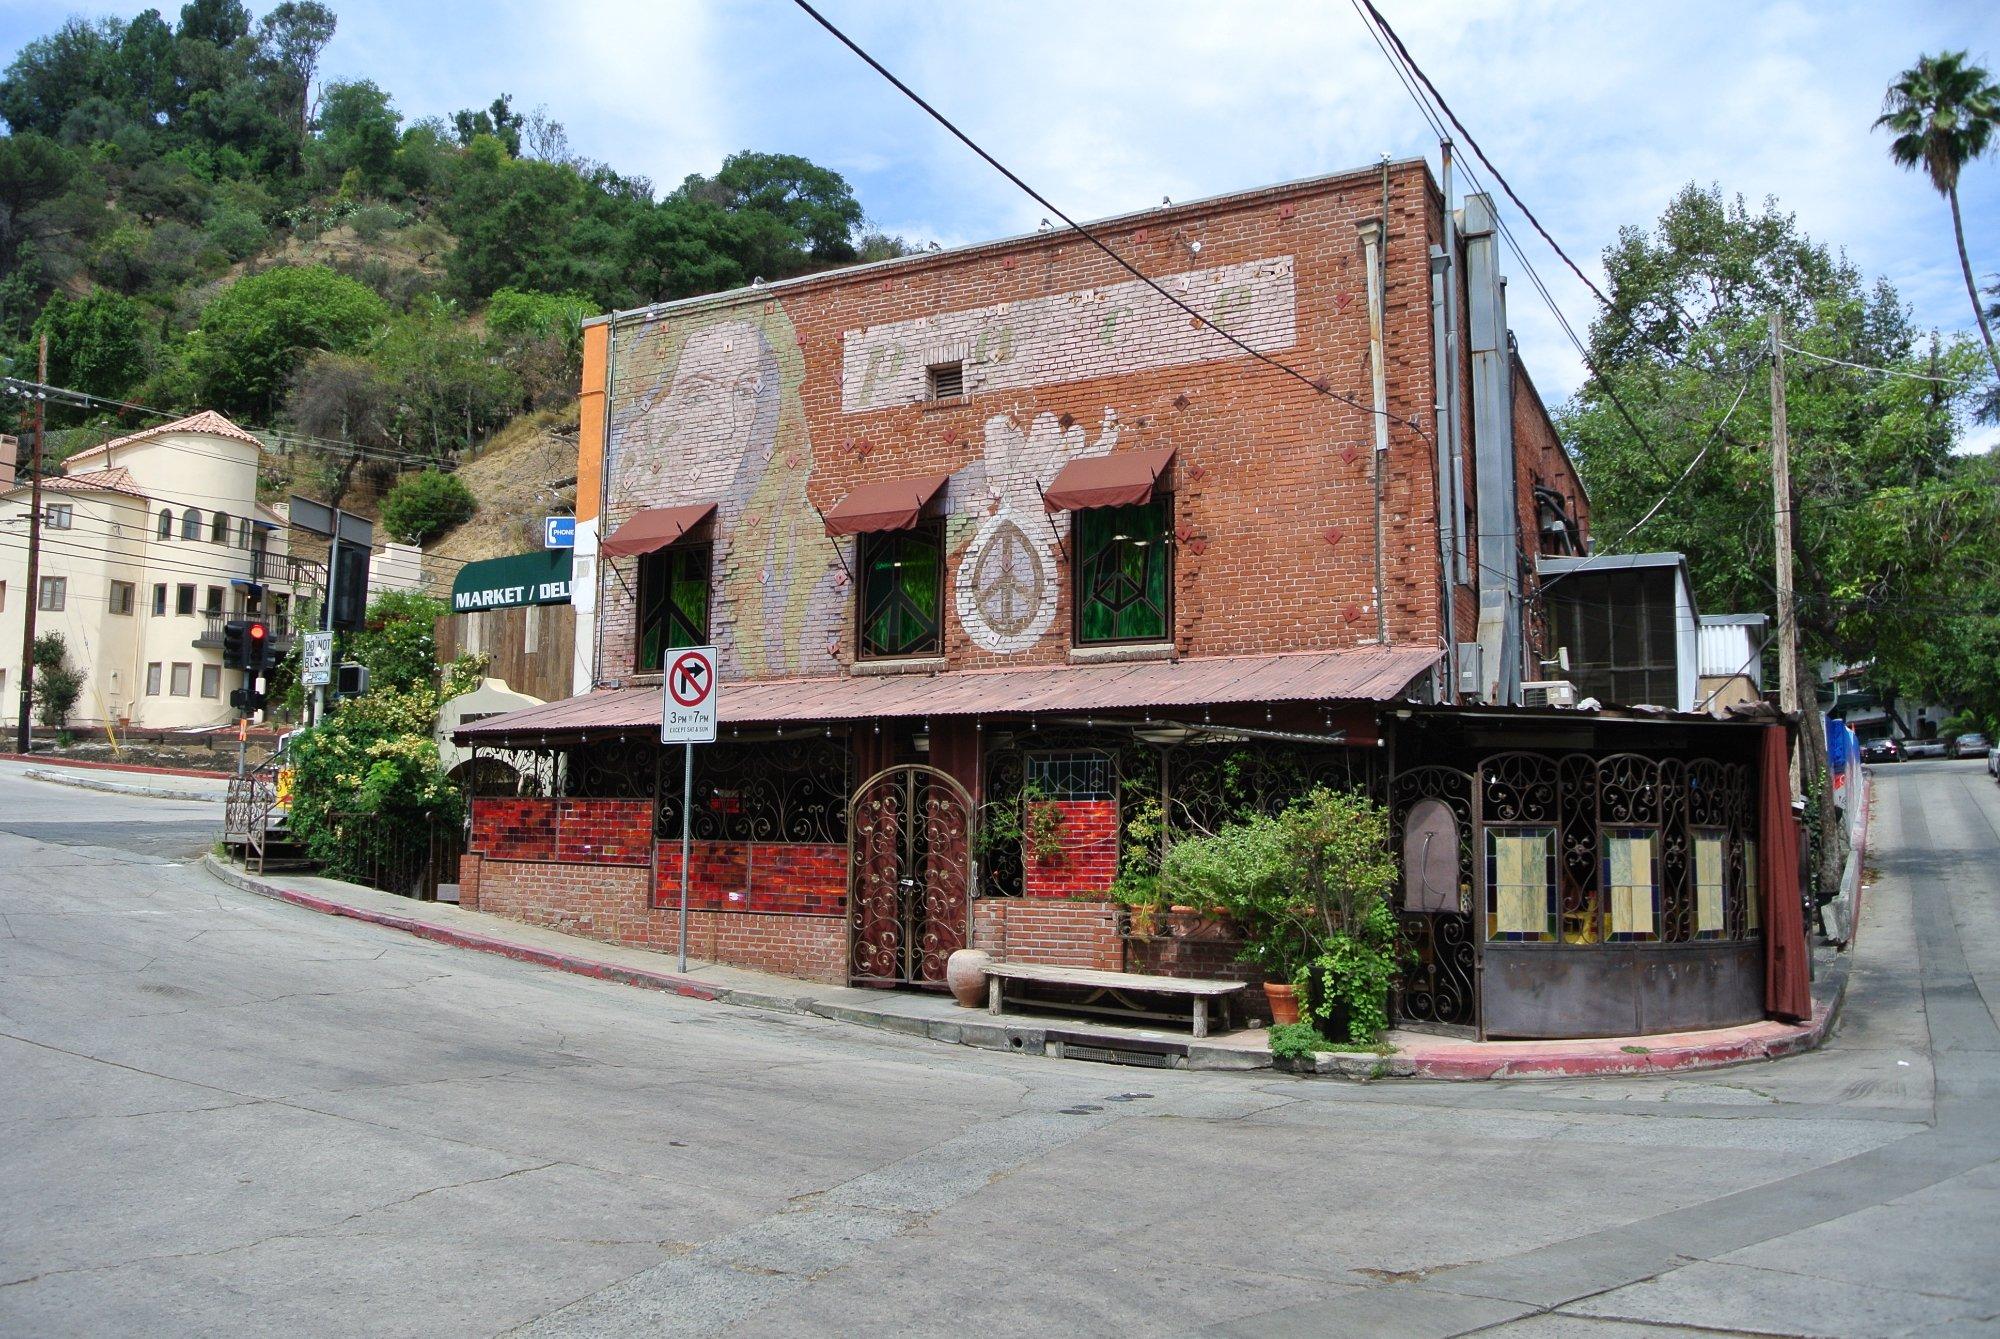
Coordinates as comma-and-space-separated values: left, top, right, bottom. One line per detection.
195, 616, 299, 650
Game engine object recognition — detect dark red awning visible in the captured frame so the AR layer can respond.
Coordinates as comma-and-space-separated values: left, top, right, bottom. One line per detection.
823, 474, 949, 536
600, 503, 716, 557
1043, 447, 1176, 512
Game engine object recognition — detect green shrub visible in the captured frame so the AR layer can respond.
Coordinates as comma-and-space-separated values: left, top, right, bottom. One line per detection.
378, 469, 475, 544
1267, 1022, 1329, 1062
31, 631, 84, 728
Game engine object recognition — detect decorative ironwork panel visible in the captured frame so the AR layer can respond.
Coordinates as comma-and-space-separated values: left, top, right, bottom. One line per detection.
848, 765, 973, 988
455, 746, 558, 799
1390, 766, 1476, 1028
565, 737, 656, 798
1479, 752, 1560, 824
1168, 739, 1382, 839
1656, 758, 1693, 941
1558, 755, 1599, 938
655, 736, 850, 845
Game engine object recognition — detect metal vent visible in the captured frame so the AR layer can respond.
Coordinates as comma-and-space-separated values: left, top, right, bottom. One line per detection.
927, 361, 965, 400
1521, 680, 1577, 708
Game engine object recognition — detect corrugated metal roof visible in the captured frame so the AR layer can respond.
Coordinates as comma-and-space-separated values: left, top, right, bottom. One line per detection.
455, 645, 1440, 744
1699, 620, 1764, 684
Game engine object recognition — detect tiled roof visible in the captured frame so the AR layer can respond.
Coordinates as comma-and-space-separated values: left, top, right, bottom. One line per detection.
61, 410, 263, 467
25, 467, 149, 499
456, 646, 1441, 744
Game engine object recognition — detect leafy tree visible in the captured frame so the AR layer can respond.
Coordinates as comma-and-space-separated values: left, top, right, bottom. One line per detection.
450, 94, 523, 156
371, 296, 518, 457
1561, 183, 1997, 725
314, 79, 400, 192
675, 150, 863, 279
439, 136, 589, 299
343, 589, 450, 692
285, 349, 394, 507
485, 286, 591, 406
254, 2, 336, 145
378, 468, 476, 544
1876, 51, 2000, 384
186, 263, 388, 418
30, 290, 150, 403
31, 631, 85, 728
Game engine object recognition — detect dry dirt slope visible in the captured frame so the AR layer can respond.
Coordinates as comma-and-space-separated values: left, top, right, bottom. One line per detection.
422, 403, 580, 594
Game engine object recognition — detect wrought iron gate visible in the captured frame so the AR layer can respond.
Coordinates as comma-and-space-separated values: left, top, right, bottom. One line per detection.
1391, 765, 1479, 1030
848, 765, 975, 989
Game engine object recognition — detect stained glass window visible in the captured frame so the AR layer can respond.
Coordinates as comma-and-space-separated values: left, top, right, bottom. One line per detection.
637, 546, 710, 672
1486, 826, 1557, 941
1604, 828, 1659, 941
1694, 829, 1727, 938
859, 526, 941, 658
1074, 499, 1171, 644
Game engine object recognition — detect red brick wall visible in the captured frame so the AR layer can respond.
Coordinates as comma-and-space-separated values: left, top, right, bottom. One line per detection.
972, 898, 1122, 971
470, 798, 558, 862
1022, 799, 1119, 898
655, 840, 845, 915
594, 160, 1460, 686
555, 798, 653, 865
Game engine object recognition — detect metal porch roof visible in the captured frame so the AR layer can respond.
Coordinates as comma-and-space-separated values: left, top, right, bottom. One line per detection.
454, 645, 1439, 745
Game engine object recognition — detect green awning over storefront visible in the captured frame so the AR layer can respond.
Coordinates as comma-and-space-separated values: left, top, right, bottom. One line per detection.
451, 549, 573, 613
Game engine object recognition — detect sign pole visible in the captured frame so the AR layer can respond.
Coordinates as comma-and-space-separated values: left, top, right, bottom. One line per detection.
679, 741, 693, 972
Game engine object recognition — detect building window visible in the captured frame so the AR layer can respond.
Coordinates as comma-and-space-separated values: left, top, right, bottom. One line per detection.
200, 664, 221, 699
237, 517, 252, 549
636, 546, 711, 672
44, 502, 72, 530
1603, 828, 1660, 941
37, 576, 65, 611
109, 581, 135, 616
176, 584, 196, 616
926, 360, 965, 400
180, 507, 202, 540
0, 579, 7, 612
1693, 829, 1727, 938
1025, 751, 1115, 800
169, 662, 191, 696
210, 511, 230, 544
145, 663, 162, 696
1074, 499, 1172, 644
858, 527, 942, 659
152, 584, 167, 616
205, 586, 224, 616
1486, 825, 1557, 941
157, 509, 173, 539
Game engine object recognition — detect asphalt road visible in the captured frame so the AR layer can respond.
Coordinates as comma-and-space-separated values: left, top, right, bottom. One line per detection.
1, 760, 1995, 1337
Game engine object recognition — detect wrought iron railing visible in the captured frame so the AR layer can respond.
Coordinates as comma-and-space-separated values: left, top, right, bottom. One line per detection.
223, 756, 284, 873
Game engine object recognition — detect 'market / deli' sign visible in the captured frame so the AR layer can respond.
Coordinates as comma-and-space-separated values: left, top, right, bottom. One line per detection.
449, 550, 574, 613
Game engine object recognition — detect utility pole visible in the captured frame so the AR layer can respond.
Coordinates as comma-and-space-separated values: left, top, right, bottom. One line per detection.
1770, 309, 1799, 792
14, 334, 47, 755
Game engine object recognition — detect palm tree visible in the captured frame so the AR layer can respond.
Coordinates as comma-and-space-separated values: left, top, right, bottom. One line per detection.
1877, 51, 2000, 384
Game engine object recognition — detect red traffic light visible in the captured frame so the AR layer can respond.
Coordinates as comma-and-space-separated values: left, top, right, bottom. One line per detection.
248, 623, 268, 643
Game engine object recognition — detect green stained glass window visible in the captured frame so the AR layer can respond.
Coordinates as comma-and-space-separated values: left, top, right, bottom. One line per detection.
1074, 499, 1171, 644
637, 546, 710, 672
859, 527, 942, 658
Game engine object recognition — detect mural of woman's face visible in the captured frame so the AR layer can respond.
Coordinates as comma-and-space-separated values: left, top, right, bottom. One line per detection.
631, 321, 774, 489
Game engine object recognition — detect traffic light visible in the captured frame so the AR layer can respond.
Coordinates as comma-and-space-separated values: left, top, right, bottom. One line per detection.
229, 686, 268, 713
221, 619, 248, 668
244, 620, 270, 672
335, 662, 370, 699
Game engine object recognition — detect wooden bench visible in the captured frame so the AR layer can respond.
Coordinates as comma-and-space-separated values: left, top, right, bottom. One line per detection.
984, 962, 1248, 1038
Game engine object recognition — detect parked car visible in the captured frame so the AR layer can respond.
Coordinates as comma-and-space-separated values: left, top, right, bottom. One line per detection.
1903, 738, 1948, 759
1860, 737, 1901, 764
1952, 732, 1989, 759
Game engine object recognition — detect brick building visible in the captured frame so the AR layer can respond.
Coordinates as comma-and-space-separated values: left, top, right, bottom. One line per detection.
455, 159, 1601, 1002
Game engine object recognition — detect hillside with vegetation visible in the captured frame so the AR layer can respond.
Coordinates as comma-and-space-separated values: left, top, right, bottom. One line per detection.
0, 0, 906, 511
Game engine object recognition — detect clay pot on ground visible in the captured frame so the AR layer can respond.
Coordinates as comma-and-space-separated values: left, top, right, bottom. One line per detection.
1127, 904, 1162, 938
945, 948, 992, 1008
1263, 981, 1301, 1026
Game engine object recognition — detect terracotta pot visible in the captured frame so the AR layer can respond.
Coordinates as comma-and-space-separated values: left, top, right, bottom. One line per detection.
1263, 981, 1301, 1026
945, 948, 992, 1009
1128, 905, 1160, 937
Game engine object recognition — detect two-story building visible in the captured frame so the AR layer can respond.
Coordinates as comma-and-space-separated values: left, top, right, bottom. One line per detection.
453, 160, 1624, 986
0, 411, 312, 732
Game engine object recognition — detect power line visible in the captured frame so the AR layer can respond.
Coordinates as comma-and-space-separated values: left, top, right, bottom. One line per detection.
786, 0, 1431, 447
1779, 342, 1983, 387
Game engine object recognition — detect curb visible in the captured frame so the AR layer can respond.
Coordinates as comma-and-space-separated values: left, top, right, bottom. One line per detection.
200, 854, 1848, 1083
23, 767, 226, 803
0, 753, 234, 780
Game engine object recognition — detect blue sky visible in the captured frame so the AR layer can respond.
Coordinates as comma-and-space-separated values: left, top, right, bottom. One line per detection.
5, 0, 1998, 426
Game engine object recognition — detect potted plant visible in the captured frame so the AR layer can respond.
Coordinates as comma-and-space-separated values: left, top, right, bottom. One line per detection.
1159, 811, 1303, 1022
1280, 788, 1404, 1046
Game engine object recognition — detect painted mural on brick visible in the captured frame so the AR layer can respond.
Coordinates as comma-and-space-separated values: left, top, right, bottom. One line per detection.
607, 306, 843, 679
951, 409, 1120, 654
840, 255, 1297, 413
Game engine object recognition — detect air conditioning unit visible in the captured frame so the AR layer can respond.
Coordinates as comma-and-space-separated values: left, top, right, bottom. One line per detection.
1522, 680, 1578, 708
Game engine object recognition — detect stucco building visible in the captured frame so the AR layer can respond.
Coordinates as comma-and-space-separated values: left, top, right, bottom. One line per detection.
1, 412, 309, 732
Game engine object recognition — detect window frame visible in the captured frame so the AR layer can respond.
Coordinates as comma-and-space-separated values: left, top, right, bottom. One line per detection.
1484, 823, 1559, 942
1071, 497, 1175, 646
204, 585, 225, 617
37, 575, 65, 611
180, 508, 202, 541
151, 584, 167, 617
1601, 825, 1662, 943
176, 584, 197, 616
856, 523, 945, 661
145, 663, 162, 696
169, 662, 192, 697
109, 580, 135, 616
634, 542, 713, 673
210, 511, 231, 544
200, 664, 221, 699
44, 502, 72, 530
157, 509, 174, 539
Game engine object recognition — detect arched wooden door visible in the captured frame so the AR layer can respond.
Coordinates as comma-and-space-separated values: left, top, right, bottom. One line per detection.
848, 765, 975, 989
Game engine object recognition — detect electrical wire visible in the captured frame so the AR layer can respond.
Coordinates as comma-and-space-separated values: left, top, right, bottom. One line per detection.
1779, 342, 1983, 387
785, 0, 1431, 447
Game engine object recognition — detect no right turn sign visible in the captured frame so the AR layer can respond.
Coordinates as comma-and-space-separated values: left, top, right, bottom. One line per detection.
661, 646, 718, 744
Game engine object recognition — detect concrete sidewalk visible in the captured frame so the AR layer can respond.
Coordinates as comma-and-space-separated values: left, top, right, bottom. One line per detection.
1, 756, 232, 802
200, 853, 1847, 1081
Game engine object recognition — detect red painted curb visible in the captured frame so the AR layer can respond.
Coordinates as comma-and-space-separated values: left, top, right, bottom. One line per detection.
210, 862, 725, 1004
2, 753, 234, 780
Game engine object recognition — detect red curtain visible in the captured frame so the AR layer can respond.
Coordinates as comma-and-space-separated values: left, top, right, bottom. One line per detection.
1760, 724, 1812, 1022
